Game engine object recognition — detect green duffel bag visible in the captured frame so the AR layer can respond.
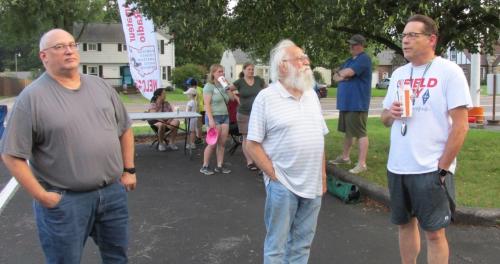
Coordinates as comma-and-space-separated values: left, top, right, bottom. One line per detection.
327, 176, 361, 203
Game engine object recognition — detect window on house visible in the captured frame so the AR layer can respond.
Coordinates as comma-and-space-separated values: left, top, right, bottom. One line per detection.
162, 66, 167, 80
88, 66, 98, 76
167, 66, 172, 81
88, 43, 98, 51
118, 43, 127, 52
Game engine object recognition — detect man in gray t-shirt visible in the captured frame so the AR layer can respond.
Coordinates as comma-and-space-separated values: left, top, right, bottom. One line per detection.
1, 29, 136, 262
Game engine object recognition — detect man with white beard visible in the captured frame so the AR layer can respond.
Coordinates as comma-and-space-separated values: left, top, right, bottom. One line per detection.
246, 39, 329, 264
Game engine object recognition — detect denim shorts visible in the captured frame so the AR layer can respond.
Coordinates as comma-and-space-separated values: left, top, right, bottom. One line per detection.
387, 170, 455, 231
205, 114, 229, 125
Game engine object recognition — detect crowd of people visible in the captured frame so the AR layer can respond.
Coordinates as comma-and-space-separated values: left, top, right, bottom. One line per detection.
0, 14, 472, 264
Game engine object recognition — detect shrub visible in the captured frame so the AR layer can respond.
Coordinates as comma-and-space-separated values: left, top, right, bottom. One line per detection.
172, 64, 207, 90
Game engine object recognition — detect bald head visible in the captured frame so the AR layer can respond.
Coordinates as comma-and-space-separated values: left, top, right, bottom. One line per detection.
39, 29, 74, 51
38, 28, 80, 79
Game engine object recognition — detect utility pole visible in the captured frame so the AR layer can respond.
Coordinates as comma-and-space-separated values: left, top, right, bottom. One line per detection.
14, 52, 21, 77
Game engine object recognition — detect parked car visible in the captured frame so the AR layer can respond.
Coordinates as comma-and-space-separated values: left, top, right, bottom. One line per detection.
314, 83, 328, 98
376, 78, 390, 89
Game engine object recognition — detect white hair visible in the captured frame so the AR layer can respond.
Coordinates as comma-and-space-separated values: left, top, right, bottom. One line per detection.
281, 64, 314, 92
269, 39, 297, 83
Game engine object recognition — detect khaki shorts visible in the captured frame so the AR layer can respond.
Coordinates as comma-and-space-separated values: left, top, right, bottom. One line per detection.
338, 111, 368, 138
237, 113, 249, 134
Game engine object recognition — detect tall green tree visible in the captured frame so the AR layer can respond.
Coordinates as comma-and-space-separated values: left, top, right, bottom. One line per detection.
134, 0, 499, 69
133, 0, 229, 67
0, 0, 117, 71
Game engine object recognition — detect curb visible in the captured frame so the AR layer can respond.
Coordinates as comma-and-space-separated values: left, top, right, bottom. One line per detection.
327, 165, 500, 227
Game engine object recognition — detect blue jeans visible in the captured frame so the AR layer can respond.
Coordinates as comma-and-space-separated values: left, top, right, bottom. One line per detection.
34, 182, 129, 264
264, 180, 322, 264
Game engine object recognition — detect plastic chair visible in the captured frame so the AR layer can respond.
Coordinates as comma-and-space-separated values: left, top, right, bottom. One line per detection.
0, 105, 7, 138
148, 120, 172, 149
228, 122, 241, 155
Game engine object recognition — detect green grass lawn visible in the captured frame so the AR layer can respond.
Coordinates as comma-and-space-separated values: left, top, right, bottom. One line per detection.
132, 122, 188, 136
327, 87, 387, 98
119, 88, 188, 103
325, 118, 500, 209
119, 93, 149, 104
327, 84, 488, 99
166, 88, 189, 102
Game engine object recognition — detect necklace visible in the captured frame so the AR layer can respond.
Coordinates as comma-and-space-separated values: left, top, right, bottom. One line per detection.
398, 58, 434, 136
409, 58, 434, 104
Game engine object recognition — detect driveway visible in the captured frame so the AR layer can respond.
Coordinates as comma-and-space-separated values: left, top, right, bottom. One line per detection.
1, 144, 499, 263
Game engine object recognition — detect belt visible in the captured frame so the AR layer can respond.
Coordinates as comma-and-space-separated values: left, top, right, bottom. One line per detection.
40, 179, 117, 193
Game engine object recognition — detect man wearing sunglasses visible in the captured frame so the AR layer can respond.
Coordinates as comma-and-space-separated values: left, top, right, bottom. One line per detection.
381, 15, 471, 264
1, 29, 136, 263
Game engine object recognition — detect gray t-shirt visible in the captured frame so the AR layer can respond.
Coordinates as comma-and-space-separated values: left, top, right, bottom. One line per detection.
0, 73, 132, 191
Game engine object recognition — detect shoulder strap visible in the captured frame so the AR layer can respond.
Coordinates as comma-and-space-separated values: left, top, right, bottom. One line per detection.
214, 85, 228, 107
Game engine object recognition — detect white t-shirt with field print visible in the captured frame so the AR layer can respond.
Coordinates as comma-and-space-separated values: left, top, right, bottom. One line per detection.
382, 57, 472, 174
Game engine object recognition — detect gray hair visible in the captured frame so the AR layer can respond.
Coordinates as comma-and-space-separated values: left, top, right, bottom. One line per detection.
269, 39, 297, 83
39, 32, 49, 51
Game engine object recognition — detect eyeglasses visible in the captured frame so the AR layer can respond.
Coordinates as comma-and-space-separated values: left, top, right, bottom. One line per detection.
401, 32, 431, 39
283, 54, 309, 63
41, 42, 79, 52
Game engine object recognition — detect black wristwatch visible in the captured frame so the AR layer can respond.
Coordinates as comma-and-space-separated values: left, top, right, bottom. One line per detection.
123, 167, 136, 174
438, 168, 449, 177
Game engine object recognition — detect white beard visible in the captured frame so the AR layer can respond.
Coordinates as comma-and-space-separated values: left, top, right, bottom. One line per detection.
282, 65, 314, 92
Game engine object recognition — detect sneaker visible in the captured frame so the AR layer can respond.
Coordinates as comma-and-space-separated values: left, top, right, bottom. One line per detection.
168, 144, 179, 150
214, 166, 231, 174
349, 164, 367, 174
328, 155, 351, 165
199, 166, 214, 175
158, 143, 167, 152
185, 143, 196, 150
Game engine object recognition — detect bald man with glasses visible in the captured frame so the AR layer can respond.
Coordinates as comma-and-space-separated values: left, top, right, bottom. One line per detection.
1, 29, 136, 263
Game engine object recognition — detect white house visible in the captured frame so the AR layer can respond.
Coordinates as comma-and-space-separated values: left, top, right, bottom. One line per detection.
220, 49, 270, 83
313, 66, 332, 86
74, 23, 175, 88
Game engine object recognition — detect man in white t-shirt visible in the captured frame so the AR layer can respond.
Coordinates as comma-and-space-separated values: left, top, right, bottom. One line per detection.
381, 15, 471, 264
246, 39, 328, 263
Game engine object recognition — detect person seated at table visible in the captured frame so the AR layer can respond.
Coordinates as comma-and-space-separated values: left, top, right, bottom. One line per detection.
148, 88, 179, 151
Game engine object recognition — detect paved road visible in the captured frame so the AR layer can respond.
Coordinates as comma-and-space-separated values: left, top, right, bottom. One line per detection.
1, 144, 499, 263
320, 96, 499, 120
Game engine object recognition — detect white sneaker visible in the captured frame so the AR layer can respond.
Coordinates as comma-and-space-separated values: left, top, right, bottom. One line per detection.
349, 164, 367, 174
186, 144, 196, 150
168, 144, 179, 151
158, 143, 167, 152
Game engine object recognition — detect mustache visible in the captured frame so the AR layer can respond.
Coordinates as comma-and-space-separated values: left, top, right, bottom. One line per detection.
299, 66, 312, 72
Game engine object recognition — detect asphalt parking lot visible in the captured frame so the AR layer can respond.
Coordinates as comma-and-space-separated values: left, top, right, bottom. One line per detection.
1, 143, 499, 263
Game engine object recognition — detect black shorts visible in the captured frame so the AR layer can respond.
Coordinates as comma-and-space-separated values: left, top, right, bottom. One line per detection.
387, 170, 455, 231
